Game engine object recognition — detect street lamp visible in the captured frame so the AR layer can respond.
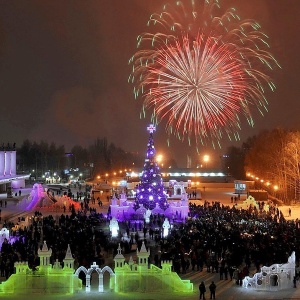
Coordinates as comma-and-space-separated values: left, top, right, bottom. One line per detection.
156, 154, 163, 167
260, 179, 264, 190
274, 185, 278, 198
203, 155, 209, 168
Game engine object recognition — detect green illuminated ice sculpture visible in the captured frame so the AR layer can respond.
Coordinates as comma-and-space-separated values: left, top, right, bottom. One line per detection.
113, 242, 193, 293
0, 240, 193, 296
0, 242, 82, 295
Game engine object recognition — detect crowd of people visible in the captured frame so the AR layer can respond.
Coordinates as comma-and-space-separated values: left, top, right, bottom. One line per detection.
155, 200, 299, 285
0, 195, 300, 297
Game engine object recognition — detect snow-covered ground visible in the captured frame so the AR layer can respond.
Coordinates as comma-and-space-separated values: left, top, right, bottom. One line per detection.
1, 185, 300, 299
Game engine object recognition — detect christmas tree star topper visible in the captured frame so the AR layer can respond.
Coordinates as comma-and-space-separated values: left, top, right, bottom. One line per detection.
147, 124, 156, 134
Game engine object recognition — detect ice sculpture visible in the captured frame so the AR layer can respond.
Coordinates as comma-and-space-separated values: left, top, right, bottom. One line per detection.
243, 252, 296, 291
163, 218, 170, 238
109, 217, 119, 237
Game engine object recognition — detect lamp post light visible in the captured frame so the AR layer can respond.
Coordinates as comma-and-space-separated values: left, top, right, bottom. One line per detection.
156, 154, 163, 167
260, 179, 264, 190
31, 169, 36, 181
203, 155, 209, 169
274, 185, 278, 198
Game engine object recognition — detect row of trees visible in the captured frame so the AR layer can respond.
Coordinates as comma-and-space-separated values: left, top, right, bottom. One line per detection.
245, 129, 300, 202
17, 140, 65, 175
16, 128, 300, 202
17, 138, 144, 179
224, 128, 300, 203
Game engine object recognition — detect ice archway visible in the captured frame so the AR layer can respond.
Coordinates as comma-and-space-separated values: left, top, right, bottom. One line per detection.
74, 262, 115, 292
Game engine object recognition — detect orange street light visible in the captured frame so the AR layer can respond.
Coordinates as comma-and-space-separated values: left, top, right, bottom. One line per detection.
203, 155, 209, 168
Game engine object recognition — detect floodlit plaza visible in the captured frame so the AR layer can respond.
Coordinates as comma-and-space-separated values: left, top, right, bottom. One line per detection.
1, 186, 300, 300
0, 187, 300, 300
1, 128, 300, 300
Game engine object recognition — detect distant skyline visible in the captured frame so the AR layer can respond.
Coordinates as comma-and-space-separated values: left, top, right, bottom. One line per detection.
0, 0, 299, 167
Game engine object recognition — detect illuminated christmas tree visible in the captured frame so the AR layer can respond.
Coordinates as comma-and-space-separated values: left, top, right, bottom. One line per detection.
135, 124, 169, 210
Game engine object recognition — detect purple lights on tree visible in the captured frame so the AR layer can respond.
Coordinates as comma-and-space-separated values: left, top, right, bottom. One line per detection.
135, 125, 169, 210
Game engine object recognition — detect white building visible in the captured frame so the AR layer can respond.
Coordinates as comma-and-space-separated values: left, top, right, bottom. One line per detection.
0, 149, 29, 195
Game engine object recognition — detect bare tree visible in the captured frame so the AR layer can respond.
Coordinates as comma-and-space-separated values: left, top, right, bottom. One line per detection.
245, 129, 300, 203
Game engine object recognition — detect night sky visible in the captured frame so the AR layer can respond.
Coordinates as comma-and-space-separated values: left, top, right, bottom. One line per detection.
0, 0, 299, 167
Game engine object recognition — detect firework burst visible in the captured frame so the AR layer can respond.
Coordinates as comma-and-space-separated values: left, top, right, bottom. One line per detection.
129, 0, 280, 147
